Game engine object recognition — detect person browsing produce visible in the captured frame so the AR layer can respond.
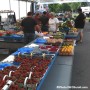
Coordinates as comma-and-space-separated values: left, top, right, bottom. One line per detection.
39, 11, 49, 32
49, 12, 59, 33
75, 8, 86, 43
21, 12, 37, 44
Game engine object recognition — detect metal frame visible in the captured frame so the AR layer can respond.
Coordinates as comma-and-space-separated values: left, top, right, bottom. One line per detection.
18, 0, 20, 20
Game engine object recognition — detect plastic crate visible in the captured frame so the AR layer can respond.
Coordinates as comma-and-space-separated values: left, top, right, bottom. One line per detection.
0, 48, 9, 54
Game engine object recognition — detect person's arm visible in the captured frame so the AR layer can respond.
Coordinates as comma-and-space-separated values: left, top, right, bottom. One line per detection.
20, 19, 25, 31
20, 26, 24, 31
55, 18, 59, 32
35, 25, 41, 32
82, 14, 86, 23
56, 23, 59, 31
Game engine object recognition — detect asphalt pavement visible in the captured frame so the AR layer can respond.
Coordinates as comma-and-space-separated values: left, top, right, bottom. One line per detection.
71, 21, 90, 90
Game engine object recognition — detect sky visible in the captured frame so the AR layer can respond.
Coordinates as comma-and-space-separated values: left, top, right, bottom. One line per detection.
0, 0, 31, 19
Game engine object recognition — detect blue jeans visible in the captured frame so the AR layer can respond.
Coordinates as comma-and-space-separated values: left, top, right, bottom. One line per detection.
24, 33, 35, 44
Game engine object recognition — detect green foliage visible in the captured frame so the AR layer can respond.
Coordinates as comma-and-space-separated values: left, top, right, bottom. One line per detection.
49, 4, 60, 13
48, 2, 87, 12
61, 3, 71, 11
68, 2, 81, 11
49, 3, 71, 12
81, 2, 88, 6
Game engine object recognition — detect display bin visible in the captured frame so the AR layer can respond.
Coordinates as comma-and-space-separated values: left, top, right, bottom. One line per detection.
65, 35, 78, 39
59, 27, 70, 34
65, 32, 80, 41
0, 62, 13, 70
0, 48, 10, 54
36, 53, 58, 90
34, 38, 47, 44
58, 41, 75, 56
3, 36, 24, 42
0, 34, 24, 42
12, 62, 21, 66
0, 37, 4, 41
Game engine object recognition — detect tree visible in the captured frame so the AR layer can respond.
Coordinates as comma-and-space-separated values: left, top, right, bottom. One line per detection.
49, 4, 60, 13
81, 2, 88, 7
68, 2, 81, 12
61, 3, 71, 11
48, 2, 86, 13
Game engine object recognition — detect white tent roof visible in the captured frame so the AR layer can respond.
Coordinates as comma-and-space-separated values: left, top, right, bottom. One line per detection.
18, 0, 90, 2
21, 0, 34, 1
18, 0, 90, 4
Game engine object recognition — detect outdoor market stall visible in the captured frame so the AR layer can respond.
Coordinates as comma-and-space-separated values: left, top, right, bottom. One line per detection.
0, 10, 24, 54
0, 0, 89, 89
0, 30, 25, 54
0, 30, 76, 90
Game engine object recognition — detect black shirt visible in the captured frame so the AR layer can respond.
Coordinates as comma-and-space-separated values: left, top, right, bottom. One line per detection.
21, 17, 37, 33
75, 13, 86, 28
40, 15, 49, 26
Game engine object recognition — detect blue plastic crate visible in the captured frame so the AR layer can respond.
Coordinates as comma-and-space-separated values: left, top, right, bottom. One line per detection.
34, 38, 47, 44
0, 68, 3, 70
12, 62, 21, 66
0, 62, 12, 70
3, 34, 24, 42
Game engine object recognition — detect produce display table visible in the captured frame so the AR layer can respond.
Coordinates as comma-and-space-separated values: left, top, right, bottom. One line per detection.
0, 35, 24, 43
0, 19, 79, 89
0, 30, 24, 54
0, 32, 76, 90
1, 55, 74, 90
0, 30, 24, 42
39, 56, 73, 90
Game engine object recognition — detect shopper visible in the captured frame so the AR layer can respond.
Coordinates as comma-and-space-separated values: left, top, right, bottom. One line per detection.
75, 8, 86, 43
21, 12, 37, 44
39, 11, 49, 32
49, 12, 59, 33
34, 13, 41, 32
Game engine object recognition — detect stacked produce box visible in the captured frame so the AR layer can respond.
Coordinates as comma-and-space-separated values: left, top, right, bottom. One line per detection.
0, 30, 24, 42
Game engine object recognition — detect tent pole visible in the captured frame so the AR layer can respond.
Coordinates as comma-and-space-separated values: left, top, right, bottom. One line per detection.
18, 0, 20, 20
26, 0, 27, 16
9, 0, 11, 15
30, 0, 35, 15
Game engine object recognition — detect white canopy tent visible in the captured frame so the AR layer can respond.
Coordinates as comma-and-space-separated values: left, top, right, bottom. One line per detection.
0, 0, 31, 19
18, 0, 90, 3
0, 0, 90, 20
